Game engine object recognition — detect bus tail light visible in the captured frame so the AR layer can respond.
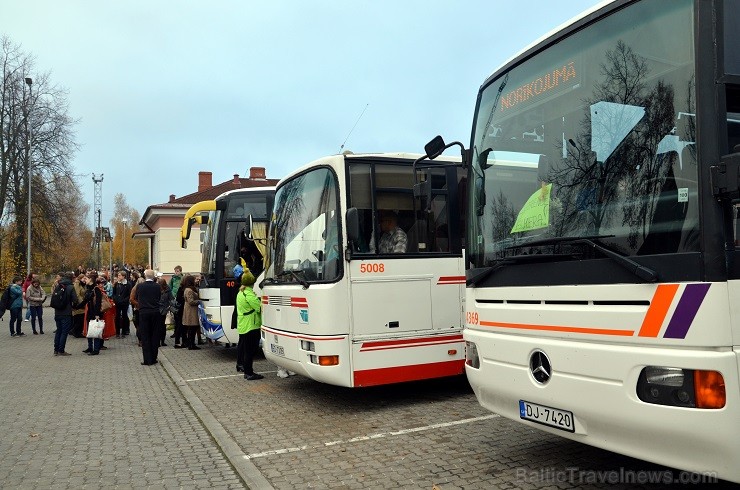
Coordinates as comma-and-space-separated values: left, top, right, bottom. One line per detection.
637, 366, 725, 409
310, 355, 339, 366
466, 342, 480, 369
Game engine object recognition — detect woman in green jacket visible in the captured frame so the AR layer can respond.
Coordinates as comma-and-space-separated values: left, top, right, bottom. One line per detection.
236, 269, 263, 380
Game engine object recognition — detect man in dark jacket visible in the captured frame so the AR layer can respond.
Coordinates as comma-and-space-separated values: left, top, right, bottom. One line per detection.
53, 272, 79, 356
112, 271, 132, 338
136, 269, 162, 366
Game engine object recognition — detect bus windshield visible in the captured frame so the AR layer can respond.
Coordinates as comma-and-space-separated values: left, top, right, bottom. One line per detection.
468, 0, 699, 268
197, 190, 274, 286
267, 167, 341, 284
201, 210, 221, 279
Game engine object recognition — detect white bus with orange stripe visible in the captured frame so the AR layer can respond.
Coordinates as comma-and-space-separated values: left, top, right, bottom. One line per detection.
424, 0, 740, 482
261, 152, 466, 387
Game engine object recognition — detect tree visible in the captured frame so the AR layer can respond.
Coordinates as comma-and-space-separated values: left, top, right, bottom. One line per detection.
110, 193, 146, 267
0, 35, 85, 278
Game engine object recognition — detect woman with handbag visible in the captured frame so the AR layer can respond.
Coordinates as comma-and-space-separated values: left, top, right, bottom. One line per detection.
83, 274, 104, 355
180, 275, 201, 350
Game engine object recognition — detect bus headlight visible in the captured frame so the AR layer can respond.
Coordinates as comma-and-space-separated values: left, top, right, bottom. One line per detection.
637, 366, 725, 409
300, 340, 315, 352
645, 366, 684, 386
466, 341, 480, 369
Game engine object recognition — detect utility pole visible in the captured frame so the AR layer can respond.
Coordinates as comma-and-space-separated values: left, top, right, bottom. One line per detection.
92, 174, 104, 270
24, 77, 32, 276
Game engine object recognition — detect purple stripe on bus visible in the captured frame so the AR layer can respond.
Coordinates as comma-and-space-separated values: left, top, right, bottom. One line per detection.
663, 283, 710, 339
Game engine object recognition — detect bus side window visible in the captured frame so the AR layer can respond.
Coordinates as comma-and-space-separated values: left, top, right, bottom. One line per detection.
406, 218, 427, 253
435, 223, 449, 252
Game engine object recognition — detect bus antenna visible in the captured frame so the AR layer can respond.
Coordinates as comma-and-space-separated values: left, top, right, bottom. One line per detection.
339, 103, 369, 154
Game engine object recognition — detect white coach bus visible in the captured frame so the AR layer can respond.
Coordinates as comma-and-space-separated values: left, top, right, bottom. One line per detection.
181, 187, 275, 346
422, 0, 740, 482
261, 152, 466, 387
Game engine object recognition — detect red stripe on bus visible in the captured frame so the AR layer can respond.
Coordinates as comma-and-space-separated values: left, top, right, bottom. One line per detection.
637, 284, 679, 337
479, 320, 634, 336
437, 276, 466, 284
360, 334, 463, 350
291, 297, 308, 307
353, 360, 465, 387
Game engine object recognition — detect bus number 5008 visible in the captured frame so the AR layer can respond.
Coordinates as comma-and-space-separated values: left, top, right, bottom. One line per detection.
359, 263, 385, 273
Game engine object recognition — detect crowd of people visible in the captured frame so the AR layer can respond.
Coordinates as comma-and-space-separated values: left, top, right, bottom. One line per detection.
1, 265, 212, 367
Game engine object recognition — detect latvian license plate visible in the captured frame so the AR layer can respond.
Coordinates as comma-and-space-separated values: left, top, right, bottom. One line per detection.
270, 344, 285, 357
519, 400, 575, 432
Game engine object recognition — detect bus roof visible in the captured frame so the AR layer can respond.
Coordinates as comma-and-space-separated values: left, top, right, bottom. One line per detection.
280, 152, 462, 185
214, 185, 276, 201
481, 0, 619, 89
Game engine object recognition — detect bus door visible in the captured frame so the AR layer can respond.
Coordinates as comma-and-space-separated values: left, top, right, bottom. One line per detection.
346, 162, 465, 332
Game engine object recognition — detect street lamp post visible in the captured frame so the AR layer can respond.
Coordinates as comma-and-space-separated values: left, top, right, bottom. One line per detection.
24, 77, 32, 276
122, 218, 128, 270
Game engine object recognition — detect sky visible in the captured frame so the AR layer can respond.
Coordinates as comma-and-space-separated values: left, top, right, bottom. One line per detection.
1, 0, 598, 227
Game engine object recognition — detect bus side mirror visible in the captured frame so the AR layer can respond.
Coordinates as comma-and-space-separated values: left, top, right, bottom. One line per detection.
346, 207, 361, 246
424, 135, 447, 160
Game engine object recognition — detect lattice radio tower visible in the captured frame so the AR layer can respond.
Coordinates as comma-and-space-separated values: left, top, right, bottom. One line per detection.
92, 173, 104, 270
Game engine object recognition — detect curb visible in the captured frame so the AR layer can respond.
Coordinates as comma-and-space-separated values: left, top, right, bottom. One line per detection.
159, 351, 275, 490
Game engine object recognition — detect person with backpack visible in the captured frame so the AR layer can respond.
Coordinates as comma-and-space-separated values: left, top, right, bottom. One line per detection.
7, 277, 25, 337
26, 278, 47, 335
51, 272, 78, 356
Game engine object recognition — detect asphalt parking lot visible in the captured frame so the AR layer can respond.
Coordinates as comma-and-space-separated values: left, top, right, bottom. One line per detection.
0, 310, 735, 489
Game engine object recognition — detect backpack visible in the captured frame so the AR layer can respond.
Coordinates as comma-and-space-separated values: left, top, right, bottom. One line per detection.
50, 283, 69, 309
169, 298, 181, 315
0, 286, 11, 314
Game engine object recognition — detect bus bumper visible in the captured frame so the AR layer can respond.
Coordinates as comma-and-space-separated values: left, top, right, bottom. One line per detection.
464, 329, 740, 483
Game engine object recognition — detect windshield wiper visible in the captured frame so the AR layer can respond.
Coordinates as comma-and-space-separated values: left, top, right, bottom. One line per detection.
467, 253, 579, 286
508, 235, 657, 282
277, 269, 310, 289
505, 234, 615, 249
260, 277, 276, 288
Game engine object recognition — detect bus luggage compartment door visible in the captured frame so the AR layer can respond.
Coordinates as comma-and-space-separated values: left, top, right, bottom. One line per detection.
350, 277, 433, 336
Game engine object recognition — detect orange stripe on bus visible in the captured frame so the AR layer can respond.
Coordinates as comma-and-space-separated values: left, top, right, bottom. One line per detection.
637, 284, 679, 337
479, 321, 634, 336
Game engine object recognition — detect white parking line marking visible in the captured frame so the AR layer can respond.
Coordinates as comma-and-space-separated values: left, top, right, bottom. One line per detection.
186, 370, 277, 382
244, 414, 499, 460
